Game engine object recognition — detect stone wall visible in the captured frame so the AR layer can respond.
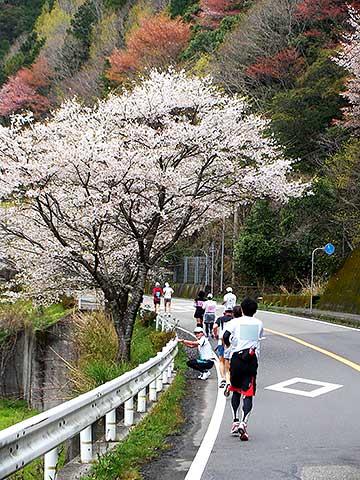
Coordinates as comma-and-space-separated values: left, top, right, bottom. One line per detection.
0, 317, 76, 411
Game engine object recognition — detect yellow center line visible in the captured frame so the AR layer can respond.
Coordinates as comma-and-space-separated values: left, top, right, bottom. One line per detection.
265, 327, 360, 373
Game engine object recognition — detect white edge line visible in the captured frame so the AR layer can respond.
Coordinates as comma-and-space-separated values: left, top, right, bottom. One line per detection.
176, 325, 227, 480
260, 310, 360, 332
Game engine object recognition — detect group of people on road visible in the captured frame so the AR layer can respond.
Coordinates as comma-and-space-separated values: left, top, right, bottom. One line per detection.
179, 287, 264, 442
152, 282, 174, 313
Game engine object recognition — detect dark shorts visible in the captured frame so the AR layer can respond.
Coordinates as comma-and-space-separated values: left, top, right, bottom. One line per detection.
153, 298, 160, 305
215, 344, 225, 357
204, 313, 215, 323
187, 359, 214, 373
230, 349, 258, 397
194, 308, 204, 320
164, 298, 171, 304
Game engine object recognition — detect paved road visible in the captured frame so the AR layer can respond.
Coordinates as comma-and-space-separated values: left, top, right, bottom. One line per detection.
148, 297, 360, 480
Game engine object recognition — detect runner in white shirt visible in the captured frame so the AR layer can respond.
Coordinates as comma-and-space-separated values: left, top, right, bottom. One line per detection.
222, 286, 237, 312
163, 282, 174, 313
203, 293, 217, 338
179, 327, 216, 380
223, 298, 264, 441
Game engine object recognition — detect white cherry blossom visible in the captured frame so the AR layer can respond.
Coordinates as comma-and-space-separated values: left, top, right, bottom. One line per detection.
0, 69, 308, 360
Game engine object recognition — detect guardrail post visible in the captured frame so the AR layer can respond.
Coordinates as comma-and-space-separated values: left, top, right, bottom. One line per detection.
105, 409, 117, 442
156, 374, 163, 393
149, 380, 157, 401
80, 425, 93, 463
167, 364, 173, 382
124, 397, 134, 426
161, 317, 165, 331
44, 447, 59, 480
162, 367, 169, 384
155, 315, 159, 331
137, 388, 147, 413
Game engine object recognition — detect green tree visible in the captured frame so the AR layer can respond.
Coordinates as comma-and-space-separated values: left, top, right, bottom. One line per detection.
234, 181, 344, 290
326, 138, 360, 247
60, 0, 98, 77
270, 50, 346, 169
169, 0, 199, 18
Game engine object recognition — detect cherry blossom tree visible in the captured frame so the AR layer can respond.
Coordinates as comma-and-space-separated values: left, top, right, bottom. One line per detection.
334, 7, 360, 130
0, 69, 308, 360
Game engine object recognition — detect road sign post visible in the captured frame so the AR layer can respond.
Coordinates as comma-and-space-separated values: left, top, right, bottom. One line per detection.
310, 243, 335, 313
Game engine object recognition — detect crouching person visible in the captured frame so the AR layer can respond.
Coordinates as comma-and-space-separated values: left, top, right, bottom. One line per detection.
178, 326, 216, 380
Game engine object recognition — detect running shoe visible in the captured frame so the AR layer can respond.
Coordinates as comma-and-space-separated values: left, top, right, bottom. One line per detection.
200, 371, 211, 380
230, 421, 240, 436
198, 374, 204, 379
239, 422, 249, 441
219, 379, 226, 388
224, 384, 231, 397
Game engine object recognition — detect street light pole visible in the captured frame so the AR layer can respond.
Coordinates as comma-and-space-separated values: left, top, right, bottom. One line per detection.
310, 243, 335, 314
310, 247, 323, 313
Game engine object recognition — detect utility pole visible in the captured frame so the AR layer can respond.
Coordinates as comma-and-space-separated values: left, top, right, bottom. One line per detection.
211, 241, 215, 294
232, 204, 239, 285
220, 217, 225, 292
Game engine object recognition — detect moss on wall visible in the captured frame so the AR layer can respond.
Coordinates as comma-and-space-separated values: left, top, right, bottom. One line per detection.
262, 294, 311, 308
318, 248, 360, 314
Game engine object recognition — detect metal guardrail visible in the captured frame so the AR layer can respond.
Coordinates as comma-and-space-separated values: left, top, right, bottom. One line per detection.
155, 313, 179, 332
0, 338, 178, 480
78, 293, 103, 311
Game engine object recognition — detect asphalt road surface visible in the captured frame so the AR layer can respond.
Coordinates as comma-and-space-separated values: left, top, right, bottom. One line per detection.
147, 296, 360, 480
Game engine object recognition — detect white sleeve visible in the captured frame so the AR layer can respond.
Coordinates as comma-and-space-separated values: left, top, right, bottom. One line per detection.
198, 336, 206, 347
223, 319, 234, 334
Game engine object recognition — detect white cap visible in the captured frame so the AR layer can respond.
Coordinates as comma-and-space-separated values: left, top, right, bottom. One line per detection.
165, 282, 169, 287
155, 282, 160, 287
207, 293, 213, 299
193, 326, 204, 333
226, 287, 233, 292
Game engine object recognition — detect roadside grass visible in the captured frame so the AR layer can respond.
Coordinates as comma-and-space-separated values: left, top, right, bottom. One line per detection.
85, 346, 188, 480
71, 313, 174, 394
0, 399, 44, 479
0, 399, 38, 431
0, 310, 178, 479
0, 301, 69, 345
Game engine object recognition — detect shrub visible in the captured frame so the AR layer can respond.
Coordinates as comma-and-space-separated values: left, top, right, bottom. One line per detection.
139, 309, 156, 328
148, 331, 176, 352
72, 311, 118, 364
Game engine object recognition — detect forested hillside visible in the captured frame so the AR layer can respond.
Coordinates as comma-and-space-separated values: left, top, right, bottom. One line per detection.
1, 0, 359, 292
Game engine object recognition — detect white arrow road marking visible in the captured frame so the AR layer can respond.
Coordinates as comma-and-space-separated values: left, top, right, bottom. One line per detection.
265, 377, 343, 398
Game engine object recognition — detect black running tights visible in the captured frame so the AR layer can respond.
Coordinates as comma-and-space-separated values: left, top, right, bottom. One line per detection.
204, 322, 213, 337
231, 392, 253, 423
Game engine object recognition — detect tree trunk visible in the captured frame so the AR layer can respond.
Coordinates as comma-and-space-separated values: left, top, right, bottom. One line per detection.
108, 266, 148, 363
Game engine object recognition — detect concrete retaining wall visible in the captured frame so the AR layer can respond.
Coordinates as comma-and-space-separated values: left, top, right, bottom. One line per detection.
0, 318, 76, 411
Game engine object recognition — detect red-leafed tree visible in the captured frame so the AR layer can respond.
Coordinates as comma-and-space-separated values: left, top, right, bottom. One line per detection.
0, 57, 52, 117
198, 0, 242, 27
245, 48, 304, 84
200, 0, 240, 16
295, 0, 360, 23
107, 14, 190, 83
